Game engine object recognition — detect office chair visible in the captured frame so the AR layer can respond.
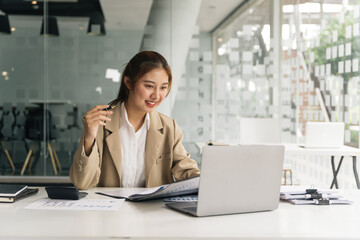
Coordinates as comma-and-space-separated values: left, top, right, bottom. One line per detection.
21, 107, 61, 176
0, 103, 15, 174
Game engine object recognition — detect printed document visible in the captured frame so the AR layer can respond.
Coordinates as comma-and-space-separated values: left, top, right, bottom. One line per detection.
24, 198, 124, 211
97, 176, 199, 201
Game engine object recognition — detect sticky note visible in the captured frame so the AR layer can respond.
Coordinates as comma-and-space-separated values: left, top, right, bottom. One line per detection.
189, 51, 199, 61
353, 59, 359, 72
331, 96, 337, 107
229, 38, 239, 48
326, 95, 330, 106
338, 61, 344, 74
345, 60, 351, 73
310, 52, 314, 62
190, 38, 199, 48
203, 64, 212, 74
256, 65, 265, 75
189, 78, 199, 88
332, 30, 338, 42
203, 51, 212, 61
242, 51, 253, 62
229, 52, 239, 62
353, 95, 358, 106
345, 43, 351, 56
326, 63, 331, 76
338, 112, 343, 122
332, 46, 337, 59
340, 12, 345, 23
354, 23, 359, 36
352, 112, 358, 124
346, 25, 352, 38
345, 111, 350, 123
320, 65, 325, 76
326, 48, 331, 59
242, 64, 252, 75
345, 130, 351, 143
310, 81, 314, 91
353, 76, 359, 87
320, 80, 325, 91
338, 44, 344, 57
355, 5, 360, 18
315, 66, 320, 76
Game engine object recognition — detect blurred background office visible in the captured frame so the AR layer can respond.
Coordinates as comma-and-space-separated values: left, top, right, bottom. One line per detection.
0, 0, 359, 188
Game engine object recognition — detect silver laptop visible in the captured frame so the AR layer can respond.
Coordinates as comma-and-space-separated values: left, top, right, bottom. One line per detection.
166, 145, 284, 217
304, 122, 344, 148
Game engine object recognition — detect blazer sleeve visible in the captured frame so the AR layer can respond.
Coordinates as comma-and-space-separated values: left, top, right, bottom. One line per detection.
69, 130, 102, 190
170, 120, 200, 180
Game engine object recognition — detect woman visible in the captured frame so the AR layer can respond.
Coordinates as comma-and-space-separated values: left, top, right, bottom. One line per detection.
70, 51, 200, 190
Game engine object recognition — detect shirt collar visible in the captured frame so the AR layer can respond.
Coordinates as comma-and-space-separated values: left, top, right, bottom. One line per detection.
120, 102, 150, 131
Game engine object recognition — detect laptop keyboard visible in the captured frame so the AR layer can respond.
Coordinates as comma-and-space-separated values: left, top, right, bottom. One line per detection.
184, 206, 197, 212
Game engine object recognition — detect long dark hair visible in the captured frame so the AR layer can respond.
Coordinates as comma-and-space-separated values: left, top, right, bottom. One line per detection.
111, 51, 172, 105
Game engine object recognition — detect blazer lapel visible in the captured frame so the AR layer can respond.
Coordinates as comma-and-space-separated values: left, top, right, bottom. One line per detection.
145, 111, 164, 186
104, 102, 123, 182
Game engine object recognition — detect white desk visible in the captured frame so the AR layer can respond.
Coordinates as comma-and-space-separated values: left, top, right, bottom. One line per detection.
1, 187, 360, 239
195, 142, 360, 189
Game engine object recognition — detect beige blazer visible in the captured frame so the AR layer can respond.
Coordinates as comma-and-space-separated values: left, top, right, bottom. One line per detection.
70, 102, 200, 190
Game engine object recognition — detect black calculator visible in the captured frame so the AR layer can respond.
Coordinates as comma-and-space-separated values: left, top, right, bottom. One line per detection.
45, 186, 88, 200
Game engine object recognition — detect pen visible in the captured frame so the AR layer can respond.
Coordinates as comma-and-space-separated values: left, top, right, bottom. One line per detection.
103, 104, 115, 111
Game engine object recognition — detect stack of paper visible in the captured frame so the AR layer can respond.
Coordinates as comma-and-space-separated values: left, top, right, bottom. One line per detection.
280, 186, 352, 205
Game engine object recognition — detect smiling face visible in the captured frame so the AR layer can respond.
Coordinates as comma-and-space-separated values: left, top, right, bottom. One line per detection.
125, 68, 169, 115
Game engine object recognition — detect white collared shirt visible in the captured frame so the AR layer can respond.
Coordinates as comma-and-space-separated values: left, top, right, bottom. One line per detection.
120, 102, 150, 188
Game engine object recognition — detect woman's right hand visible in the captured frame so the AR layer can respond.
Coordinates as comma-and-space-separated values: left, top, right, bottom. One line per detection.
83, 105, 113, 156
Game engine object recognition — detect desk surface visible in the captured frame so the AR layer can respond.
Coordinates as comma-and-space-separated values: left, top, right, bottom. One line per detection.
284, 144, 360, 156
195, 142, 360, 156
1, 187, 360, 239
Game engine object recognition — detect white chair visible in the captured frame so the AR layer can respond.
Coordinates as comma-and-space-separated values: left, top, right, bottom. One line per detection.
239, 117, 281, 144
239, 117, 292, 185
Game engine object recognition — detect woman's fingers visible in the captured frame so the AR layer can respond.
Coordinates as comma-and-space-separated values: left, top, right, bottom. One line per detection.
83, 104, 114, 140
84, 105, 113, 121
85, 115, 112, 125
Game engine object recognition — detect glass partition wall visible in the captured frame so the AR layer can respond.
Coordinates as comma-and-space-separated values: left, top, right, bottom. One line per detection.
212, 0, 360, 188
0, 0, 211, 179
213, 0, 360, 148
0, 0, 124, 177
212, 0, 276, 142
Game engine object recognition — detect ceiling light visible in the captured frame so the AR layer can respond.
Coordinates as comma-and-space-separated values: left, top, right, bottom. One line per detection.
11, 27, 15, 32
0, 11, 11, 34
40, 16, 59, 36
87, 12, 106, 36
31, 1, 37, 5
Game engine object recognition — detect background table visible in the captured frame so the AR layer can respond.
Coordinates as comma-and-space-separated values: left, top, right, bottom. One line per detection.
195, 143, 360, 189
1, 187, 360, 239
285, 144, 360, 189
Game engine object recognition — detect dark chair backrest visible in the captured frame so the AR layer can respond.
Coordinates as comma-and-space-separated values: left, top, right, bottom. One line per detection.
0, 108, 3, 139
25, 108, 56, 141
0, 105, 14, 139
